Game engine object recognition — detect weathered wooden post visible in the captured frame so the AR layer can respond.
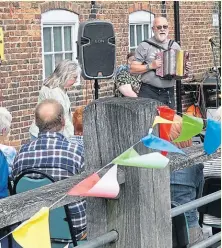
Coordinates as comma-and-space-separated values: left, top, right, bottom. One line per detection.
83, 97, 172, 248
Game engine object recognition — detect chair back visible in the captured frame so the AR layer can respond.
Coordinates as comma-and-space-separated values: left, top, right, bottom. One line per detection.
172, 202, 189, 248
13, 169, 77, 247
198, 176, 221, 225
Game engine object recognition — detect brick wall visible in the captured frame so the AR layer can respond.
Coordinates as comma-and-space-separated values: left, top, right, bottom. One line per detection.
0, 1, 220, 147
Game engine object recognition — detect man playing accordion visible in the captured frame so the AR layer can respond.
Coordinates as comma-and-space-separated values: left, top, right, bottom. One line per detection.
130, 16, 191, 109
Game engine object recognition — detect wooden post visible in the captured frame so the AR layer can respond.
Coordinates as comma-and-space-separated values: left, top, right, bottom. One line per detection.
83, 97, 172, 248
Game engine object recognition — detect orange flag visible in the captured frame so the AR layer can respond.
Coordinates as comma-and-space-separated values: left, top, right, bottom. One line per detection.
157, 106, 175, 156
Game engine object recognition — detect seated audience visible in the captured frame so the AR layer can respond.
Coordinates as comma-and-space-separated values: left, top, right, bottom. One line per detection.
12, 99, 86, 241
114, 52, 141, 97
169, 114, 204, 246
0, 107, 17, 198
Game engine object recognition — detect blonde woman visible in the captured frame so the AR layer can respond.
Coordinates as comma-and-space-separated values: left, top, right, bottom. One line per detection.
29, 60, 81, 140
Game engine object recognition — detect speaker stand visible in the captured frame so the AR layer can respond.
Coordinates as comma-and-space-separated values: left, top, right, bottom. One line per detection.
94, 79, 100, 99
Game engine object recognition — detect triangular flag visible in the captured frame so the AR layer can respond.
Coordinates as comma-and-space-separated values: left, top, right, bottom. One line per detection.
141, 134, 185, 155
204, 119, 221, 155
12, 207, 51, 248
87, 164, 119, 198
68, 165, 119, 198
112, 147, 139, 164
152, 116, 179, 128
112, 151, 169, 169
68, 173, 100, 196
157, 106, 176, 156
173, 114, 203, 142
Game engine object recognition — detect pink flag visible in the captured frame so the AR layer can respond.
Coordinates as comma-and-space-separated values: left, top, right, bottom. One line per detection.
68, 165, 119, 198
68, 173, 100, 196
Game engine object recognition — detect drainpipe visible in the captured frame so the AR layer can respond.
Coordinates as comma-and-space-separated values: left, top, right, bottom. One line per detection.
161, 1, 166, 17
174, 1, 182, 114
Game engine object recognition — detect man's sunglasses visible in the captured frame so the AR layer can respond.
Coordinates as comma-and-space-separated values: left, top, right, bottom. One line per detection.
156, 25, 168, 30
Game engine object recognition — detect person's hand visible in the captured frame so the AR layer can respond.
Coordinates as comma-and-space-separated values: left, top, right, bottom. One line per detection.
185, 61, 191, 72
151, 59, 162, 69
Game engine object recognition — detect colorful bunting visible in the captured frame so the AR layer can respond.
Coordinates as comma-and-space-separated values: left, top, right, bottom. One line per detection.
112, 147, 169, 168
68, 165, 119, 198
141, 134, 185, 155
204, 119, 221, 155
152, 116, 179, 128
157, 106, 176, 155
112, 147, 139, 164
68, 173, 100, 196
173, 114, 203, 142
87, 164, 119, 198
12, 207, 51, 248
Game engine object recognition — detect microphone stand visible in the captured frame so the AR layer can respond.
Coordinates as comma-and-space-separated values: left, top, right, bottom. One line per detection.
209, 40, 221, 108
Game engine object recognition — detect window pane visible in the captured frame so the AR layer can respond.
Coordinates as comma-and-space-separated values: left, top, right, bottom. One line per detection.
43, 27, 52, 52
144, 24, 149, 39
130, 48, 135, 52
44, 55, 52, 78
53, 27, 62, 51
64, 26, 72, 51
136, 25, 142, 45
65, 53, 72, 60
130, 25, 135, 47
55, 54, 63, 67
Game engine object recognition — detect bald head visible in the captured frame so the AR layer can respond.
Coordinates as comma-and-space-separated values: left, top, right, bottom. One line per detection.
152, 16, 169, 43
153, 17, 168, 27
35, 99, 65, 133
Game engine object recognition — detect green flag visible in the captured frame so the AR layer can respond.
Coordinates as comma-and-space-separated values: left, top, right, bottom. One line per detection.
112, 148, 169, 169
173, 114, 203, 142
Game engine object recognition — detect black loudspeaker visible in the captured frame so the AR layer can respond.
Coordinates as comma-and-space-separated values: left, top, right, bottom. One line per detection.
77, 21, 116, 80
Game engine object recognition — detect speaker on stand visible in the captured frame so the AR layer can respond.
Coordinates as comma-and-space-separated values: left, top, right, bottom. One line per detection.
77, 20, 116, 99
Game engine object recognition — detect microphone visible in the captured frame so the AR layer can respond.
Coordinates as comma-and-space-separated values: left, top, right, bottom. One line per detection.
208, 37, 217, 47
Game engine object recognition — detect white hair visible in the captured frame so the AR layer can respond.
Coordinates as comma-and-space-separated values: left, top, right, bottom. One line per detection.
0, 107, 12, 135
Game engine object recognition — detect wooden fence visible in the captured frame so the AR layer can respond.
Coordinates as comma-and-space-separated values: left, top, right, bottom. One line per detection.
0, 97, 220, 248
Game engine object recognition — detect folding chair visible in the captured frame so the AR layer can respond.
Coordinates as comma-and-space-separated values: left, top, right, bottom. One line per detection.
12, 168, 78, 248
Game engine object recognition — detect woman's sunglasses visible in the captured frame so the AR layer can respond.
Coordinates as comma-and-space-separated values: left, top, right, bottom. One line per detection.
156, 25, 168, 30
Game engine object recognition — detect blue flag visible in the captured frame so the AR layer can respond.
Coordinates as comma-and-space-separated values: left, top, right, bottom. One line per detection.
204, 119, 221, 155
141, 134, 186, 155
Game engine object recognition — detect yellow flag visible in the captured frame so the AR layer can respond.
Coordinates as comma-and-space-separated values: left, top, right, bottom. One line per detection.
0, 27, 4, 60
12, 207, 51, 248
152, 116, 179, 127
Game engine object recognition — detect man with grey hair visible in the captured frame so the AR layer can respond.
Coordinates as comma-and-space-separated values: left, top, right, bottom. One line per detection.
13, 99, 86, 241
130, 16, 191, 108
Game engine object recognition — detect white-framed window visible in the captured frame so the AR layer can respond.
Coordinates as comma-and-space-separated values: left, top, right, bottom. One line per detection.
129, 11, 154, 52
41, 10, 79, 79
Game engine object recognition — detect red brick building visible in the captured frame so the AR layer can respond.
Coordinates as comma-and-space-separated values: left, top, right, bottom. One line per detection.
0, 1, 220, 147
